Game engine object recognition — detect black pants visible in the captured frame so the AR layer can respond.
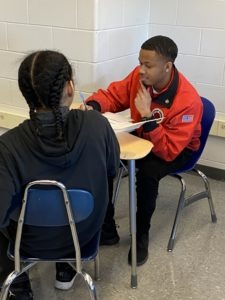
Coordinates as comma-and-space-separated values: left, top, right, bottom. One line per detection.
105, 148, 193, 235
0, 231, 15, 286
0, 228, 71, 287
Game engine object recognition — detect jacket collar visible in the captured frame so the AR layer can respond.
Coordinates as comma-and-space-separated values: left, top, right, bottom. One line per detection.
150, 66, 179, 108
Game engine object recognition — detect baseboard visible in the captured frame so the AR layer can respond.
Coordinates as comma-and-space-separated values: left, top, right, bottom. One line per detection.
196, 164, 225, 181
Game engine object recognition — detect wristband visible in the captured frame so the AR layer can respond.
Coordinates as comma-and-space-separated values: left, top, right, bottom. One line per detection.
141, 116, 153, 121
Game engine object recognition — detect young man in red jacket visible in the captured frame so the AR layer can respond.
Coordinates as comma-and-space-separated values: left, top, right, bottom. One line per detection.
81, 35, 203, 266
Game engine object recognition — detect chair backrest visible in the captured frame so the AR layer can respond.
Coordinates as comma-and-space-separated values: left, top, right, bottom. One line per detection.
23, 180, 94, 226
175, 97, 215, 173
13, 180, 97, 277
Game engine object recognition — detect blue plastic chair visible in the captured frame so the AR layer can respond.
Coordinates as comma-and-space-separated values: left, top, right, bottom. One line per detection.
167, 97, 217, 251
112, 97, 217, 252
0, 180, 100, 300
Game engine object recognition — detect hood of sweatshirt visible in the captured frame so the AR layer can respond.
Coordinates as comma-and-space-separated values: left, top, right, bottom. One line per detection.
0, 107, 120, 228
8, 107, 88, 169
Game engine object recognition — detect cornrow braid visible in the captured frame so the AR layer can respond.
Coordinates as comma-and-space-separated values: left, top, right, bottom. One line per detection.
49, 64, 70, 139
52, 106, 63, 140
18, 50, 73, 140
18, 53, 41, 121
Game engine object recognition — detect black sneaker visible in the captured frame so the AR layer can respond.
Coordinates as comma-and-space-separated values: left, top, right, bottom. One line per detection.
8, 289, 33, 300
55, 263, 76, 290
100, 222, 120, 245
8, 279, 33, 300
128, 233, 149, 266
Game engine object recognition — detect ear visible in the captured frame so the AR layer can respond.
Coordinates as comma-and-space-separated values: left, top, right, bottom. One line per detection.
165, 61, 173, 73
66, 80, 74, 97
60, 81, 75, 107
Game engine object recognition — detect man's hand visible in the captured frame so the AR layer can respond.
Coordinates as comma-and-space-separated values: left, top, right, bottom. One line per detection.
134, 81, 152, 118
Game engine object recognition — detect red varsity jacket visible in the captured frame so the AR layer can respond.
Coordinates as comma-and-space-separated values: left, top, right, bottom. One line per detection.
86, 66, 203, 161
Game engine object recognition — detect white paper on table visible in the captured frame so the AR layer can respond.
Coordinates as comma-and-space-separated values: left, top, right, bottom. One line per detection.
102, 111, 163, 133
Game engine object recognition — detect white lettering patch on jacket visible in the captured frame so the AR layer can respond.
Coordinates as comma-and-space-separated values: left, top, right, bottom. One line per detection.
182, 115, 194, 123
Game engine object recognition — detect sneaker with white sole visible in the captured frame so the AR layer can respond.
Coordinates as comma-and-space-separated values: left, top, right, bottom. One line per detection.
55, 263, 76, 290
8, 276, 33, 300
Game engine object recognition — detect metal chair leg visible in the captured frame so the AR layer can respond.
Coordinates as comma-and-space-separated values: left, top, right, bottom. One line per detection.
168, 169, 217, 252
194, 169, 217, 223
0, 271, 20, 300
167, 175, 186, 252
112, 167, 124, 206
94, 254, 100, 281
80, 271, 98, 300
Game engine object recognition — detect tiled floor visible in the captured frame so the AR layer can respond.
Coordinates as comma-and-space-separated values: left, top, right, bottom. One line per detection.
8, 173, 225, 299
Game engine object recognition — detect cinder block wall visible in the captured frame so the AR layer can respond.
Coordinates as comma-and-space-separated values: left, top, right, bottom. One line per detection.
0, 0, 225, 170
0, 0, 149, 115
149, 0, 225, 170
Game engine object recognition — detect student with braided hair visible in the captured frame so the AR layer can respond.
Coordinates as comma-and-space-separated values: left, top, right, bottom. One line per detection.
0, 50, 120, 299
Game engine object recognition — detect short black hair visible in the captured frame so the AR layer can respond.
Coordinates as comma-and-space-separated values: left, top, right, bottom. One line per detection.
141, 35, 178, 63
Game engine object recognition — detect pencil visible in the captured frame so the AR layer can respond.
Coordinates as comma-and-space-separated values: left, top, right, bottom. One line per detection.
79, 92, 87, 110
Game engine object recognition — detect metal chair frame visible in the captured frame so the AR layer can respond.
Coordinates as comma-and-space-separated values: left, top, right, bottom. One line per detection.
112, 97, 217, 252
168, 168, 217, 251
0, 180, 100, 300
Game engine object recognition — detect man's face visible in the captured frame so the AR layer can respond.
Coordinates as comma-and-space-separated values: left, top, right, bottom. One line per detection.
138, 49, 169, 88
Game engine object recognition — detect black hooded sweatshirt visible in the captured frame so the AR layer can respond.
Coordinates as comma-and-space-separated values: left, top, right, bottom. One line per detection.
0, 108, 120, 258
